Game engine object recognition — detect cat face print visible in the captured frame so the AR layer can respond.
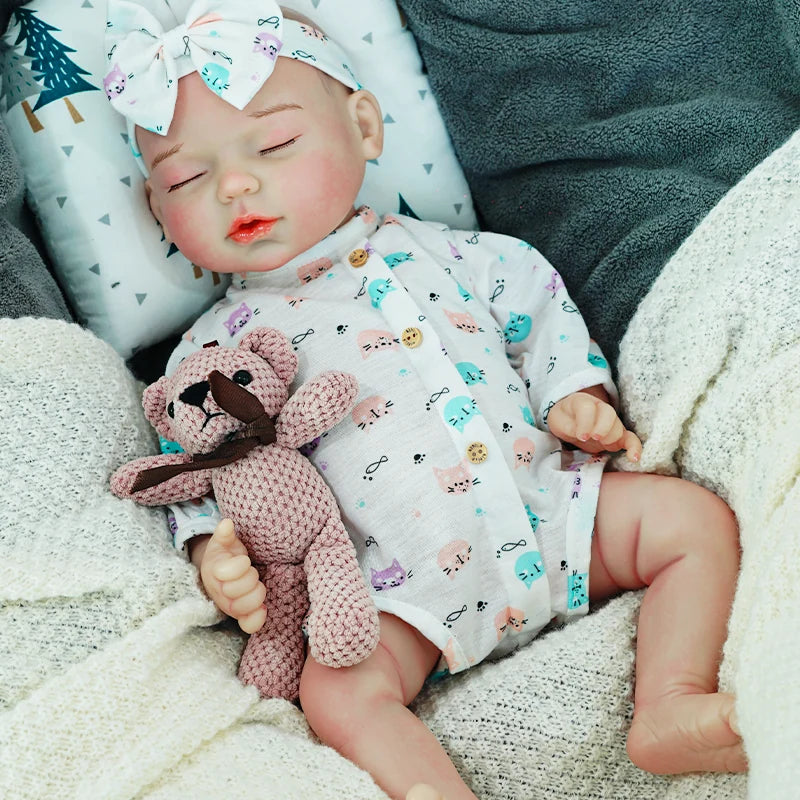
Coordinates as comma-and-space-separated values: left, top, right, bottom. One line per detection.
223, 302, 253, 336
357, 329, 399, 359
444, 309, 483, 334
433, 460, 477, 494
296, 257, 333, 284
352, 396, 394, 431
370, 558, 407, 591
437, 539, 473, 579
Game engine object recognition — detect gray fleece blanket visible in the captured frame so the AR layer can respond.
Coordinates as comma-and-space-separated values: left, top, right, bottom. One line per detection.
397, 0, 800, 367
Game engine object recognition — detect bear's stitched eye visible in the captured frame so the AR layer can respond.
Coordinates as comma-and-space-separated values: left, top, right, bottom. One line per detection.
232, 370, 253, 386
167, 401, 175, 418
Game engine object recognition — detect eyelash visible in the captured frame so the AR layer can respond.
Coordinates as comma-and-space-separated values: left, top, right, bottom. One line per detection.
259, 137, 296, 156
167, 138, 297, 192
168, 175, 202, 193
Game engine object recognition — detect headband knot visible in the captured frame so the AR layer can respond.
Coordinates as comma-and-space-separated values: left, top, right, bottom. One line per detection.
162, 23, 190, 60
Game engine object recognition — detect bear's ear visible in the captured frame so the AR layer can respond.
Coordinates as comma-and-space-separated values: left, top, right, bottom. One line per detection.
142, 376, 175, 439
239, 327, 298, 386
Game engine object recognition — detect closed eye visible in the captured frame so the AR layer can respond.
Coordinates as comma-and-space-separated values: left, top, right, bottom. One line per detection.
168, 173, 205, 192
260, 137, 297, 156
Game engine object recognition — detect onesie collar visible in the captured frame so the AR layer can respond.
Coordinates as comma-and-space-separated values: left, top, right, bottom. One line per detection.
230, 206, 380, 292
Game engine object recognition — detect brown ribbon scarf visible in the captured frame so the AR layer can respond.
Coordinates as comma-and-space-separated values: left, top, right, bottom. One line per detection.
130, 369, 277, 494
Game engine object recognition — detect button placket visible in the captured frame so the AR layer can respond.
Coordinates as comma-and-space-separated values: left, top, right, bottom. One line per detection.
347, 238, 534, 552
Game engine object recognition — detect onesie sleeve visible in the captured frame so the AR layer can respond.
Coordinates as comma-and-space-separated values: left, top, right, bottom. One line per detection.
453, 230, 617, 430
161, 333, 221, 554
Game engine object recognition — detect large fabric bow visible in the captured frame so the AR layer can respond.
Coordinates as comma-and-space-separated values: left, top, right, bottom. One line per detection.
104, 0, 285, 135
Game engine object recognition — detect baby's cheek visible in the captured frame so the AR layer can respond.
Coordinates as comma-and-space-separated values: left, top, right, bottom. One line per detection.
293, 152, 363, 218
162, 206, 208, 255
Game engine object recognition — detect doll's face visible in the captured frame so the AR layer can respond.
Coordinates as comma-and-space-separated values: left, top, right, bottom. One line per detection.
138, 58, 383, 274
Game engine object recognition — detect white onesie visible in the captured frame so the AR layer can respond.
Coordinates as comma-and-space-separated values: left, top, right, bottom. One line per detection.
166, 208, 615, 674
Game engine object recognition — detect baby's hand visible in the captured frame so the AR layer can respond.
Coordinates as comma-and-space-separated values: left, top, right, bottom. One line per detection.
548, 391, 642, 462
199, 519, 267, 634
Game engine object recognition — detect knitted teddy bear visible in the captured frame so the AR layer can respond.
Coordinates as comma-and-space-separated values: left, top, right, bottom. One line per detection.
111, 326, 380, 700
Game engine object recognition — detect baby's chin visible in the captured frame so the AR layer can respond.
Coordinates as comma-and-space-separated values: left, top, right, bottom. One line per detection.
191, 249, 291, 275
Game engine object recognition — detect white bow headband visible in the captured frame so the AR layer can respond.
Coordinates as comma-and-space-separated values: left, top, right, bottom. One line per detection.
104, 0, 360, 174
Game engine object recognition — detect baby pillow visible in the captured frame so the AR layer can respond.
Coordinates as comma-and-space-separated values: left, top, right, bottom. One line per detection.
0, 0, 476, 357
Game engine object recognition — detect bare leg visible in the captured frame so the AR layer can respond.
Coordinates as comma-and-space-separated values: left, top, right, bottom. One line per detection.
300, 613, 477, 800
589, 472, 746, 774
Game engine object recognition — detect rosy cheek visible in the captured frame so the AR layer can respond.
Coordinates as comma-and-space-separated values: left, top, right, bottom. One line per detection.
290, 151, 362, 219
161, 206, 207, 256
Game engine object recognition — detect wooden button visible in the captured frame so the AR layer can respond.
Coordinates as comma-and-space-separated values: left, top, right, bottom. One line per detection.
348, 248, 369, 267
401, 327, 423, 348
466, 441, 488, 464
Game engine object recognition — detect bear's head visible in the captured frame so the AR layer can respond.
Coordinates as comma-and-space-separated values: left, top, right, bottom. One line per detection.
143, 327, 298, 455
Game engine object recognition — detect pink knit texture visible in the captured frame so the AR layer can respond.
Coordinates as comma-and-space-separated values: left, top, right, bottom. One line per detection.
110, 327, 380, 700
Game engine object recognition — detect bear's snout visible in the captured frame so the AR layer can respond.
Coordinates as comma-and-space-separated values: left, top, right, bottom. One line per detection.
179, 380, 210, 409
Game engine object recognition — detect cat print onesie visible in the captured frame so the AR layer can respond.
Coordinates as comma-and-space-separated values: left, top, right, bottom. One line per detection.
166, 208, 616, 674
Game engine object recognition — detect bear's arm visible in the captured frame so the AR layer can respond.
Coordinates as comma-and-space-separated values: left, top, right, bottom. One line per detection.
110, 453, 214, 506
276, 371, 358, 449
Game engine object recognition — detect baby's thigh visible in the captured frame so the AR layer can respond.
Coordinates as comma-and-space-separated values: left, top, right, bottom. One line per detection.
589, 471, 736, 600
299, 613, 439, 718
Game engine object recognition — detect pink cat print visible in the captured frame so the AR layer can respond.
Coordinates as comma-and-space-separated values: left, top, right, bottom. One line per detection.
432, 460, 477, 494
443, 309, 483, 334
512, 437, 536, 469
437, 539, 473, 579
352, 396, 394, 431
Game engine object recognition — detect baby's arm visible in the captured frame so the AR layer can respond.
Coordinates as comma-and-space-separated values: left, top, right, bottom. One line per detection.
190, 518, 267, 634
548, 387, 642, 461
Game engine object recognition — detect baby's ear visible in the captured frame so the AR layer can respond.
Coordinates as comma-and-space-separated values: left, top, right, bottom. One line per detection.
142, 376, 175, 439
239, 327, 298, 386
348, 89, 383, 161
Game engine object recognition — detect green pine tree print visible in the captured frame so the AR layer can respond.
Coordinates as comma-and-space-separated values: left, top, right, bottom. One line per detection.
12, 7, 98, 128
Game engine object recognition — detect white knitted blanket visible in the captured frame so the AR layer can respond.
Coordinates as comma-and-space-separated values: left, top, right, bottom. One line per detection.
2, 127, 798, 799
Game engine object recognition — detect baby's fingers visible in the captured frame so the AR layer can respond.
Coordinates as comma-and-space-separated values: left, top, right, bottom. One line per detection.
588, 403, 624, 444
212, 553, 253, 582
622, 430, 643, 462
238, 606, 267, 635
229, 582, 267, 620
573, 399, 599, 442
220, 565, 263, 600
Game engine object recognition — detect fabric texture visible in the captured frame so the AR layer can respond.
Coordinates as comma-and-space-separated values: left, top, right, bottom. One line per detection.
0, 60, 70, 322
615, 124, 800, 800
395, 0, 800, 368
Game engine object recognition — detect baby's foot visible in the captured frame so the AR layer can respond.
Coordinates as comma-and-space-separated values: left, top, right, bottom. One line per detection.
627, 691, 747, 774
406, 784, 446, 800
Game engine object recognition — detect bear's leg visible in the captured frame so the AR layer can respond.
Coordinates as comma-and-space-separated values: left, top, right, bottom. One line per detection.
238, 563, 308, 700
304, 517, 380, 668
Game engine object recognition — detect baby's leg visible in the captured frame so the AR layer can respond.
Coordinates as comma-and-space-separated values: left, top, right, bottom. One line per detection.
300, 613, 477, 800
589, 472, 746, 774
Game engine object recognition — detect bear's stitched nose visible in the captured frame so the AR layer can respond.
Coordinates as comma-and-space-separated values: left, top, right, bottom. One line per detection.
179, 380, 210, 409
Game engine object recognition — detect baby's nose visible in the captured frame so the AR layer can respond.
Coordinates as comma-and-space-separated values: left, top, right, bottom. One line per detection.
218, 169, 259, 201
